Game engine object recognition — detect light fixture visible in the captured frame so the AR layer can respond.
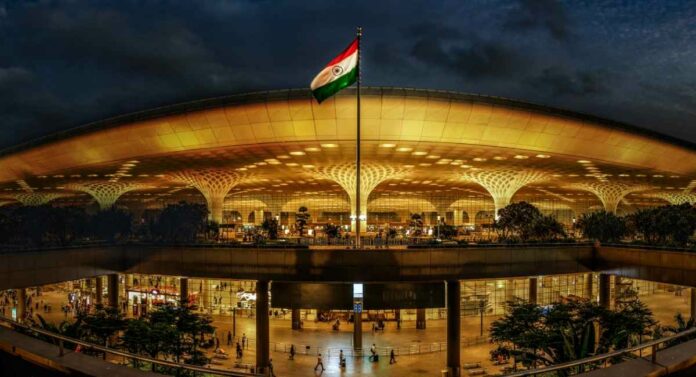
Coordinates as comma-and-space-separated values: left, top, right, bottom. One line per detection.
379, 143, 396, 148
320, 143, 338, 148
577, 160, 591, 164
412, 151, 428, 156
514, 155, 528, 159
304, 147, 321, 152
396, 147, 413, 152
472, 157, 486, 162
535, 154, 550, 159
289, 151, 305, 156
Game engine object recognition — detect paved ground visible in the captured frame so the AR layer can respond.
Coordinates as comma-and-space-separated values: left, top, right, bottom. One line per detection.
8, 285, 693, 376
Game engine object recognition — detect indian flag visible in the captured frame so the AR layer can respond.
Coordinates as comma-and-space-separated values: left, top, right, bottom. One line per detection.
310, 39, 358, 103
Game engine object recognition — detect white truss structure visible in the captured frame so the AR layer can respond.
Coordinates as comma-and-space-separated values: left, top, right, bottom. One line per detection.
645, 192, 696, 205
462, 169, 549, 216
168, 169, 250, 223
14, 192, 71, 206
65, 181, 152, 210
566, 182, 653, 213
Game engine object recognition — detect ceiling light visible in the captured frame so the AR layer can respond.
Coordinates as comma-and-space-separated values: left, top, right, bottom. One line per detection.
396, 147, 413, 152
412, 151, 428, 156
577, 160, 591, 164
514, 155, 529, 159
285, 163, 299, 166
304, 147, 321, 152
302, 165, 315, 169
320, 143, 338, 148
426, 155, 440, 159
493, 156, 506, 160
535, 154, 550, 159
289, 151, 305, 156
379, 143, 396, 148
277, 155, 290, 159
460, 165, 472, 168
473, 157, 487, 162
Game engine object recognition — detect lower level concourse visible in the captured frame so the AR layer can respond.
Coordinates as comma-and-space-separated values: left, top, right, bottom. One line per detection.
2, 273, 694, 377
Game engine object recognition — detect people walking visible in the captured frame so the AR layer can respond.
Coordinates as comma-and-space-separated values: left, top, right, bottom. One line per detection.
314, 353, 325, 372
242, 333, 247, 349
268, 358, 276, 377
390, 349, 396, 364
370, 343, 377, 362
227, 330, 232, 345
339, 349, 346, 368
289, 344, 295, 360
236, 341, 243, 359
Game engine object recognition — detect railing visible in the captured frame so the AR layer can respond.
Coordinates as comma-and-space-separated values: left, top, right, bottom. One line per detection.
0, 316, 262, 377
504, 327, 696, 376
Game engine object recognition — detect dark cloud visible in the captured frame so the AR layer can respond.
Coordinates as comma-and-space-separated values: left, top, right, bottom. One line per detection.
527, 67, 610, 97
410, 33, 525, 79
0, 1, 694, 147
504, 0, 571, 41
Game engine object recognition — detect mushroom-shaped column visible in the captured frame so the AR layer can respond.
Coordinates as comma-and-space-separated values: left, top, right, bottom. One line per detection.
169, 169, 248, 224
566, 182, 652, 214
646, 192, 696, 205
65, 182, 152, 210
462, 169, 549, 217
14, 192, 71, 206
314, 163, 405, 231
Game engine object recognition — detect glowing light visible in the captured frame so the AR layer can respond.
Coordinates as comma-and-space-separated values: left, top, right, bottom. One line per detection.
320, 143, 338, 148
493, 156, 506, 161
289, 151, 305, 156
396, 147, 413, 152
514, 155, 529, 160
577, 160, 591, 164
379, 143, 396, 148
412, 151, 428, 156
535, 154, 550, 159
473, 157, 487, 162
304, 147, 321, 152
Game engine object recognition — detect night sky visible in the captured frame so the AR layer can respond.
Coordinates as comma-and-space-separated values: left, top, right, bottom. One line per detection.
1, 1, 695, 150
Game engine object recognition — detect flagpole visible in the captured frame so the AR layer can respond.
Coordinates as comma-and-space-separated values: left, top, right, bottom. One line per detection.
355, 26, 362, 250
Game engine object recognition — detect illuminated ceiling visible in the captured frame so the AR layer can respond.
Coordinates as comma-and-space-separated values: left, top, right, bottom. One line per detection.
0, 88, 694, 218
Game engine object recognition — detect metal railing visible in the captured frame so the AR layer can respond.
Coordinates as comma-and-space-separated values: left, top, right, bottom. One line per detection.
504, 327, 696, 376
0, 316, 262, 377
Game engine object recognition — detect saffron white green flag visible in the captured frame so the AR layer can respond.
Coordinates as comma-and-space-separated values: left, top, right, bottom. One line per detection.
310, 39, 358, 103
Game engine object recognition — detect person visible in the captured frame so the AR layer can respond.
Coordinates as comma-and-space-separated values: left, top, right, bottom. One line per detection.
370, 343, 377, 362
268, 358, 276, 377
227, 330, 232, 345
390, 349, 396, 364
339, 349, 346, 368
314, 353, 325, 372
236, 341, 243, 359
242, 333, 247, 349
289, 344, 295, 360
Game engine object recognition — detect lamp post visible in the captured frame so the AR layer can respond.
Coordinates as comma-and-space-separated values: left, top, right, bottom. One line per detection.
436, 215, 441, 240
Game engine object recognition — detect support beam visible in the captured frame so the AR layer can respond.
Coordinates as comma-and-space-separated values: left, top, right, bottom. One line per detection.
462, 169, 548, 217
353, 307, 362, 351
599, 274, 611, 309
16, 288, 26, 323
447, 280, 461, 377
585, 273, 594, 301
291, 308, 301, 330
255, 281, 270, 373
528, 277, 538, 304
95, 277, 103, 306
180, 277, 189, 306
107, 274, 119, 311
416, 308, 426, 329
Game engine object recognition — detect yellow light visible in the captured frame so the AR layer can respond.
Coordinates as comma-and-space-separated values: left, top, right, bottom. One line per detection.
412, 151, 428, 156
277, 155, 290, 159
302, 165, 315, 169
514, 155, 528, 159
403, 164, 415, 168
577, 160, 591, 164
304, 147, 321, 152
289, 151, 305, 156
285, 163, 299, 167
535, 154, 551, 159
493, 156, 506, 160
460, 165, 472, 168
426, 155, 440, 159
379, 143, 396, 148
473, 157, 486, 162
396, 147, 413, 152
320, 143, 338, 148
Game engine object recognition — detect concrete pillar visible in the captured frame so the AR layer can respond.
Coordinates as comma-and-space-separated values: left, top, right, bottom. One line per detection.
691, 288, 696, 321
416, 308, 427, 329
255, 281, 270, 373
180, 277, 189, 306
291, 308, 301, 330
353, 308, 362, 351
254, 209, 264, 225
505, 279, 515, 302
447, 280, 461, 377
107, 274, 119, 311
95, 277, 103, 306
529, 277, 538, 304
599, 274, 611, 309
16, 288, 26, 323
585, 273, 594, 301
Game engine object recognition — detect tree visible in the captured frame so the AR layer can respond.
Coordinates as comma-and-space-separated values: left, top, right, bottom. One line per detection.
575, 211, 627, 243
261, 218, 279, 240
490, 298, 655, 371
495, 202, 542, 241
90, 207, 132, 242
81, 307, 126, 347
151, 202, 209, 243
295, 206, 310, 237
531, 215, 567, 240
627, 204, 696, 247
438, 223, 458, 239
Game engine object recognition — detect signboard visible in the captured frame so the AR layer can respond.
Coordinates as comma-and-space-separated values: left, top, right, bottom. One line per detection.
363, 282, 445, 309
271, 282, 353, 310
353, 302, 362, 313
